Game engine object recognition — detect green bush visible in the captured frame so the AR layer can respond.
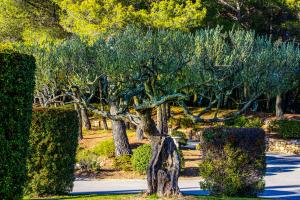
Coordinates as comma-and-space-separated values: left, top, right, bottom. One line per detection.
93, 139, 115, 158
131, 144, 185, 174
171, 130, 188, 146
131, 144, 152, 174
224, 115, 263, 128
268, 120, 300, 139
26, 108, 79, 196
180, 117, 194, 128
76, 148, 101, 173
113, 155, 132, 171
168, 117, 181, 127
199, 127, 266, 197
0, 53, 36, 200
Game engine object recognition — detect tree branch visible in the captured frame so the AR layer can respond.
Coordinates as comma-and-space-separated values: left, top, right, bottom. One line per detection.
179, 93, 261, 123
134, 94, 187, 111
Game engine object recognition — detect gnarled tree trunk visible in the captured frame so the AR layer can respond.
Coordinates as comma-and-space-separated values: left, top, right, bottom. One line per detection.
110, 103, 132, 156
140, 109, 181, 197
156, 104, 168, 134
81, 106, 91, 130
136, 124, 144, 141
276, 94, 284, 119
75, 104, 83, 140
99, 79, 108, 130
102, 117, 109, 130
166, 103, 171, 119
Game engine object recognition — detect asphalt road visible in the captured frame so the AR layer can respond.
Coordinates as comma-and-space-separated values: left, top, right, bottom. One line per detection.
72, 153, 300, 199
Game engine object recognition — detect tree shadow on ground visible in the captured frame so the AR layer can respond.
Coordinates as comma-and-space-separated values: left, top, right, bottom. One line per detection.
260, 185, 300, 199
266, 155, 300, 176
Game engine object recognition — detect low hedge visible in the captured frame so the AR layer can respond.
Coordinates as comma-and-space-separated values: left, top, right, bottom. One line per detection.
26, 108, 79, 196
268, 120, 300, 139
93, 139, 115, 158
224, 116, 263, 128
0, 53, 36, 200
199, 127, 266, 197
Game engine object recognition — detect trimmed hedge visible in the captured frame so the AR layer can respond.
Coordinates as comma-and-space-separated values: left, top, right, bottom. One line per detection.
268, 120, 300, 139
199, 127, 266, 197
0, 53, 36, 200
26, 108, 79, 196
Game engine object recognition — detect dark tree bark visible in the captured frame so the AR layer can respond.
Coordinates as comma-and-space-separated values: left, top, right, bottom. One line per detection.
110, 103, 132, 156
136, 124, 144, 141
156, 104, 168, 134
140, 109, 181, 197
102, 117, 109, 130
126, 121, 131, 129
276, 94, 284, 119
81, 106, 91, 130
166, 103, 171, 119
266, 95, 270, 111
75, 104, 83, 140
99, 79, 108, 130
74, 90, 83, 140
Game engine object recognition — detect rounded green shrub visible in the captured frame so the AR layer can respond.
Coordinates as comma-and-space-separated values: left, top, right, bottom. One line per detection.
180, 117, 194, 128
171, 130, 188, 146
113, 155, 132, 171
131, 144, 152, 174
0, 53, 36, 200
131, 144, 185, 174
199, 127, 266, 197
168, 117, 181, 127
93, 139, 115, 158
26, 108, 79, 196
268, 120, 300, 139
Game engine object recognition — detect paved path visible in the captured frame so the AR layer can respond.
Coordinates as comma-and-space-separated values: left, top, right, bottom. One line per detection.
72, 154, 300, 199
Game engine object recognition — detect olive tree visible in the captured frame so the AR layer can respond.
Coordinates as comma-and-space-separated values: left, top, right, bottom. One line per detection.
88, 27, 300, 196
55, 37, 132, 155
23, 26, 300, 197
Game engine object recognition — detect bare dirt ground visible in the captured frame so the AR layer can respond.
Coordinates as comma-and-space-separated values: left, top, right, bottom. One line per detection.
77, 124, 201, 179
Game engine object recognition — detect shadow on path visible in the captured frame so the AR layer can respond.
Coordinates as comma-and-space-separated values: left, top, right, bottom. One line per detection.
266, 154, 300, 176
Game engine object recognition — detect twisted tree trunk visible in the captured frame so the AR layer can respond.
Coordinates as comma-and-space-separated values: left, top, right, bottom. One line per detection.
75, 104, 83, 140
81, 106, 91, 130
140, 109, 181, 197
102, 116, 109, 130
157, 104, 168, 134
166, 103, 171, 119
276, 94, 284, 119
99, 79, 108, 130
136, 124, 144, 141
110, 103, 132, 156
